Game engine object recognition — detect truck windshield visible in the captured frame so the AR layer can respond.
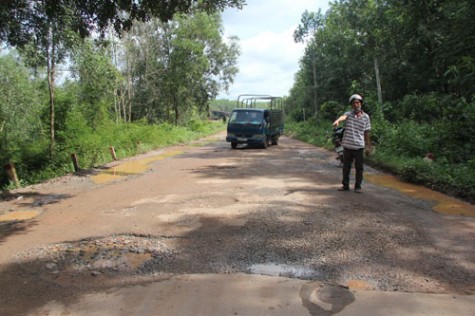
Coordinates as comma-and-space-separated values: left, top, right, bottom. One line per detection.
229, 110, 263, 124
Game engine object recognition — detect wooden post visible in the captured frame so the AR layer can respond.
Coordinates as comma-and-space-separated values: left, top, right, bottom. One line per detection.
109, 146, 117, 161
4, 163, 20, 188
71, 153, 80, 172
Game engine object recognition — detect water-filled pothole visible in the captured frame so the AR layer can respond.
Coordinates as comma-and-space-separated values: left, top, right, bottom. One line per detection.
92, 150, 183, 184
249, 263, 320, 279
0, 210, 41, 222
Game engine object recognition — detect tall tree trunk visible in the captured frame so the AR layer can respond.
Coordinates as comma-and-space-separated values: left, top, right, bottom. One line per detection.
110, 30, 120, 124
127, 75, 133, 123
125, 52, 133, 123
47, 26, 56, 155
312, 55, 318, 117
174, 95, 179, 126
374, 56, 383, 103
113, 87, 119, 123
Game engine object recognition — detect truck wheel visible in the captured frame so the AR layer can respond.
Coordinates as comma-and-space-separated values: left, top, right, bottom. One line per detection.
271, 136, 279, 145
231, 142, 237, 149
262, 137, 268, 149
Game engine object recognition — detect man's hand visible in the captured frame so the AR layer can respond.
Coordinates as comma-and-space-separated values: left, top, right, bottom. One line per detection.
365, 146, 373, 157
364, 130, 371, 156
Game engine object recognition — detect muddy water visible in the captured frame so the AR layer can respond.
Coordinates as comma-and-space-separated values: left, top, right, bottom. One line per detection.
0, 210, 41, 222
366, 174, 475, 217
91, 150, 183, 185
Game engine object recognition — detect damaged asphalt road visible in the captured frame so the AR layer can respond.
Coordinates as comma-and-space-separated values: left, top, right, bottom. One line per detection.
1, 132, 474, 315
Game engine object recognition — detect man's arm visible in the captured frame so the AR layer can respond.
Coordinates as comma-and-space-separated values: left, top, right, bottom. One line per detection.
332, 115, 347, 127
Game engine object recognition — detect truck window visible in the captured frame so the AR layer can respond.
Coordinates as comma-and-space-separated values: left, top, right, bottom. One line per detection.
229, 111, 263, 124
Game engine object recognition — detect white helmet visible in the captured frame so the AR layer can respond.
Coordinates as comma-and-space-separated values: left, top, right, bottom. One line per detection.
349, 94, 363, 104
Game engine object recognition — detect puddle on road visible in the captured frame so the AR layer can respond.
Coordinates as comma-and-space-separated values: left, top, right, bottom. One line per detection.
249, 263, 320, 279
346, 279, 373, 290
92, 150, 183, 184
366, 174, 475, 217
0, 210, 41, 222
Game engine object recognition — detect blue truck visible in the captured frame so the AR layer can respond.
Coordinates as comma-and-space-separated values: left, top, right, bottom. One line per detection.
226, 95, 284, 149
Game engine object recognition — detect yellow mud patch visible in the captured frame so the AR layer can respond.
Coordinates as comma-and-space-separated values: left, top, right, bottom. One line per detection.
92, 150, 183, 185
123, 252, 152, 270
366, 174, 475, 217
346, 279, 373, 290
0, 210, 41, 222
63, 243, 152, 270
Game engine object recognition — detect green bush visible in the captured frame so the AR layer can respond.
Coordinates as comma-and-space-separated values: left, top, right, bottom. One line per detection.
395, 158, 475, 202
286, 119, 333, 149
395, 93, 443, 122
378, 120, 434, 158
398, 158, 435, 184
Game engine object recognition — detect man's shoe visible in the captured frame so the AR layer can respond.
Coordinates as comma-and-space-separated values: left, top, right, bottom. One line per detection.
354, 187, 362, 193
338, 186, 349, 191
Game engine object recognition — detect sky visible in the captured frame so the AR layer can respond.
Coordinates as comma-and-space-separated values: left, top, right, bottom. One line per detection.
217, 0, 330, 100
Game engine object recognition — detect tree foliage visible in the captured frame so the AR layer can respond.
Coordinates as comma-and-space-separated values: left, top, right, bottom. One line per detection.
70, 40, 119, 129
0, 0, 245, 43
289, 0, 475, 135
0, 53, 43, 160
290, 0, 475, 109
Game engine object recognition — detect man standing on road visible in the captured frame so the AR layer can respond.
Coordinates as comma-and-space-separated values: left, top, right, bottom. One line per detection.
332, 94, 372, 193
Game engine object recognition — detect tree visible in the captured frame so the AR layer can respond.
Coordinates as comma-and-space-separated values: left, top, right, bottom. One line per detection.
0, 53, 42, 161
70, 40, 119, 129
1, 2, 80, 154
165, 13, 239, 125
120, 13, 239, 125
294, 10, 324, 117
119, 19, 170, 123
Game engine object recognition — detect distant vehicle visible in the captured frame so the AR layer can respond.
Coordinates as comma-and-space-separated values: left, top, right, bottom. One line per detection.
209, 110, 229, 121
226, 94, 284, 149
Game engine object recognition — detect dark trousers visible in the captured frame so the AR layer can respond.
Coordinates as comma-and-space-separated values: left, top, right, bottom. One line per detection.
342, 148, 364, 189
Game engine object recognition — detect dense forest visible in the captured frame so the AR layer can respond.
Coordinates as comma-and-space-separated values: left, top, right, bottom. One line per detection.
0, 0, 243, 188
286, 0, 475, 202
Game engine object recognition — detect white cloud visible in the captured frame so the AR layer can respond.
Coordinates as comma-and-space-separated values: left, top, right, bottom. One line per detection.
218, 0, 330, 100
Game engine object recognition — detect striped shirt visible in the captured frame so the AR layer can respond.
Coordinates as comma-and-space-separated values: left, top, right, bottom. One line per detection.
342, 110, 371, 149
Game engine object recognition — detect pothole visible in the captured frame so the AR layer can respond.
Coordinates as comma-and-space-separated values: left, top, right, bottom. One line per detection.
14, 234, 323, 287
249, 263, 320, 279
91, 150, 183, 184
0, 210, 41, 222
16, 234, 176, 283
